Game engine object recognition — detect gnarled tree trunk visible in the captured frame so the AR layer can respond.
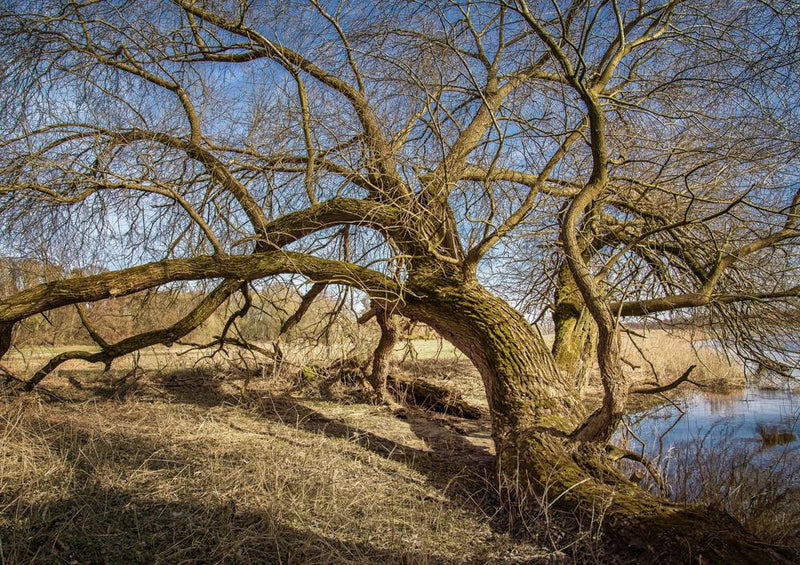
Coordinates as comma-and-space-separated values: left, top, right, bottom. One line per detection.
403, 277, 583, 452
402, 276, 790, 564
552, 262, 598, 392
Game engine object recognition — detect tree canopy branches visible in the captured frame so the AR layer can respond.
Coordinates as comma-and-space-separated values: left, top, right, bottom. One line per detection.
0, 0, 796, 463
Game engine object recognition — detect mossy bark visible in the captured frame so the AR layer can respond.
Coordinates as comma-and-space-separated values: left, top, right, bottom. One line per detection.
403, 277, 583, 449
513, 431, 792, 564
552, 263, 598, 392
402, 275, 790, 563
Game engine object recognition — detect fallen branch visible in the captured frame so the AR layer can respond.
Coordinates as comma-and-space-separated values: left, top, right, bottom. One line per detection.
387, 373, 483, 419
630, 364, 697, 395
0, 363, 67, 402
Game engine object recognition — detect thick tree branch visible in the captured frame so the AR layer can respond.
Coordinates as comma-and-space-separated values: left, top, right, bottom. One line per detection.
0, 252, 399, 330
24, 279, 242, 390
258, 198, 406, 250
614, 286, 800, 317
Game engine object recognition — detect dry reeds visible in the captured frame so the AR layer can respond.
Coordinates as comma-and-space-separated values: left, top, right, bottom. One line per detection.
626, 423, 800, 552
618, 330, 746, 393
756, 424, 797, 447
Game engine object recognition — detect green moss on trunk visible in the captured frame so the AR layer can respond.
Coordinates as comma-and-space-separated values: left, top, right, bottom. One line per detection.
552, 262, 598, 391
400, 277, 790, 563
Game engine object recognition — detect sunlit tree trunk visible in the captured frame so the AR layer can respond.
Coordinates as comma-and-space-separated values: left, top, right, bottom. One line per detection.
551, 262, 598, 392
404, 276, 788, 563
366, 307, 398, 404
403, 275, 584, 455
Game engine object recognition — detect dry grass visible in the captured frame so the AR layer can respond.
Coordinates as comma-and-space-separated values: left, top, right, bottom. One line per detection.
619, 330, 745, 391
401, 331, 746, 399
0, 331, 753, 564
0, 367, 608, 565
654, 425, 800, 552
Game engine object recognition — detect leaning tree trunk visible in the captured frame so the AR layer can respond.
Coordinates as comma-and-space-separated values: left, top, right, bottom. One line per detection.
367, 307, 398, 405
403, 275, 584, 459
552, 262, 598, 392
403, 275, 791, 564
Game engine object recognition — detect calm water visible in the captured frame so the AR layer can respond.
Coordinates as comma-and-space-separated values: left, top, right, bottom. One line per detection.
618, 336, 800, 501
623, 388, 800, 452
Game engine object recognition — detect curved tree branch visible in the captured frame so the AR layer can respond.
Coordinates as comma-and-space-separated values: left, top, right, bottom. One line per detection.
630, 364, 697, 395
24, 279, 243, 390
0, 252, 400, 331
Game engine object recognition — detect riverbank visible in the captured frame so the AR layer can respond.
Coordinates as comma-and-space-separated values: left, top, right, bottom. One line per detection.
1, 332, 785, 563
574, 329, 746, 412
1, 329, 751, 423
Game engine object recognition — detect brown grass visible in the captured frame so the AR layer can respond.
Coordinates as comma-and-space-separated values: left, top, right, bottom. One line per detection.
0, 367, 611, 565
619, 330, 745, 392
0, 331, 752, 564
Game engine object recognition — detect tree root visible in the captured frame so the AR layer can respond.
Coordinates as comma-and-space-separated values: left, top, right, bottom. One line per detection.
506, 430, 795, 565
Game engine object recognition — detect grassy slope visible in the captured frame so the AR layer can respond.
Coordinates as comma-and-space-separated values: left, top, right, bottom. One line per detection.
2, 368, 602, 565
0, 333, 755, 564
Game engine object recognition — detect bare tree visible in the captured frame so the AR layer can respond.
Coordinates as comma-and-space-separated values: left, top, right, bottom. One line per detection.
507, 0, 800, 390
0, 1, 797, 558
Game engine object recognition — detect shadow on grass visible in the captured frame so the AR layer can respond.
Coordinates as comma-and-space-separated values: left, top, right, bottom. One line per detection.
31, 367, 498, 495
1, 391, 502, 565
9, 367, 609, 561
1, 487, 466, 565
152, 374, 603, 552
141, 367, 498, 502
258, 392, 496, 502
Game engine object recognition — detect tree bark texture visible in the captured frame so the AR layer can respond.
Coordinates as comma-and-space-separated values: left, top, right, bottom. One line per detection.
551, 263, 598, 391
401, 277, 786, 563
367, 308, 398, 403
402, 278, 584, 452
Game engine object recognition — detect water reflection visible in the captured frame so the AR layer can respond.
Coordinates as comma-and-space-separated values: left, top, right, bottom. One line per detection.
618, 386, 800, 528
623, 388, 800, 453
